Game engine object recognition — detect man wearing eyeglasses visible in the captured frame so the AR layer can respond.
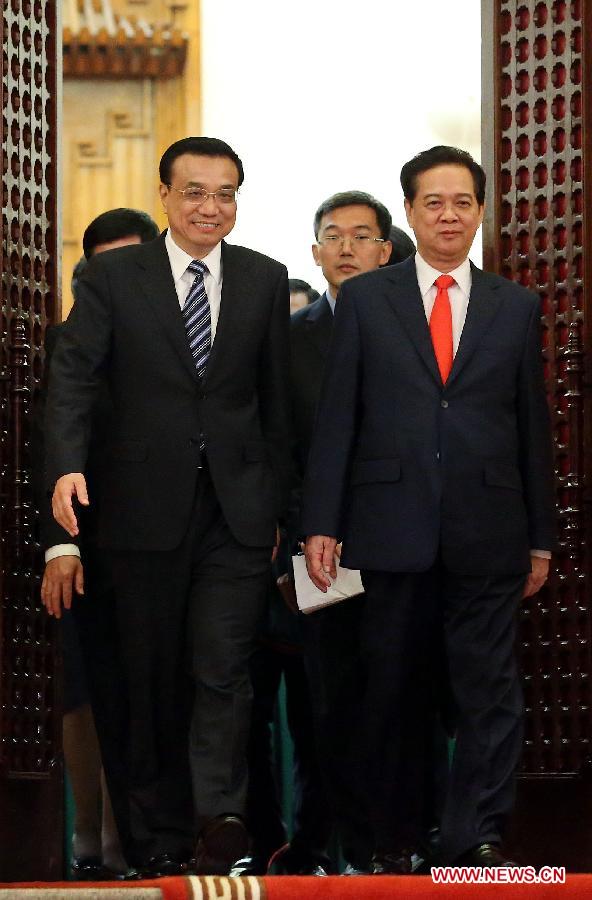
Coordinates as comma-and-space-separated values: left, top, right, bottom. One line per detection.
285, 192, 397, 874
45, 137, 292, 877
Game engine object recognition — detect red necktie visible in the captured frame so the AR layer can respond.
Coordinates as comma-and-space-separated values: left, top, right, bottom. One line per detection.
430, 274, 455, 383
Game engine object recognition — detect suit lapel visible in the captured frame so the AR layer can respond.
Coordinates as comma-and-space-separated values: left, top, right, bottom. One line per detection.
384, 258, 441, 386
203, 242, 258, 384
134, 235, 199, 383
303, 294, 333, 359
446, 264, 502, 386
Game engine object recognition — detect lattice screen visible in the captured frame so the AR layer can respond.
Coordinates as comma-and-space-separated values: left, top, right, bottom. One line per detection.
1, 0, 59, 776
486, 0, 591, 774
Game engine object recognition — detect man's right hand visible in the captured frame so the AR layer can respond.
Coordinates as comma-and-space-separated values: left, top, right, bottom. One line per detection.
305, 535, 338, 592
41, 556, 84, 619
52, 473, 89, 536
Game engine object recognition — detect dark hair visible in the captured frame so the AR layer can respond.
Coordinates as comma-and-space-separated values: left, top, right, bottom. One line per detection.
313, 190, 392, 241
289, 278, 320, 305
400, 146, 486, 206
71, 255, 87, 295
384, 225, 416, 266
159, 136, 244, 187
83, 208, 160, 258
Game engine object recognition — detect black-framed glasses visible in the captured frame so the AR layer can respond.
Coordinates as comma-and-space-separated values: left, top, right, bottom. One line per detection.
167, 185, 238, 205
317, 234, 386, 249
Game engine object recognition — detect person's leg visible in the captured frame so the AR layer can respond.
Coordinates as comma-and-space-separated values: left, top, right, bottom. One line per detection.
63, 704, 102, 863
245, 640, 287, 864
439, 572, 525, 862
302, 594, 370, 869
100, 769, 128, 874
109, 543, 195, 867
62, 603, 103, 874
187, 472, 271, 872
358, 569, 439, 859
281, 650, 332, 871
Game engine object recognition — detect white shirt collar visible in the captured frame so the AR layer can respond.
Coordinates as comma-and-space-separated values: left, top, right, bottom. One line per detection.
325, 286, 337, 314
165, 229, 223, 284
415, 251, 472, 298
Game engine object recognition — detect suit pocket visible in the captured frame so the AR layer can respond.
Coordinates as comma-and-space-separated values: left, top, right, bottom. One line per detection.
483, 462, 522, 491
351, 458, 401, 485
109, 440, 148, 462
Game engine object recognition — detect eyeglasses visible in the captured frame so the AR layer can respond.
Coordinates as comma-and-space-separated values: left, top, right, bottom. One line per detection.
167, 185, 238, 205
317, 234, 386, 249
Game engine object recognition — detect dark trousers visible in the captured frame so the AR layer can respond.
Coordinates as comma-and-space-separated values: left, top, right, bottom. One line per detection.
101, 468, 271, 866
303, 595, 373, 869
360, 566, 525, 862
246, 639, 332, 865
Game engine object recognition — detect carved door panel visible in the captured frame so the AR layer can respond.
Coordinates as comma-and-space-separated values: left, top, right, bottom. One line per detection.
0, 0, 62, 880
482, 0, 592, 869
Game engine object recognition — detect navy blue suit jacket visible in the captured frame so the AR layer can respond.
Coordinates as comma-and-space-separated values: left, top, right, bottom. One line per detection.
301, 256, 556, 576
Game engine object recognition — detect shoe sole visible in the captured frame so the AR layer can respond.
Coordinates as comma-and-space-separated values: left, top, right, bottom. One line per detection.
195, 818, 249, 875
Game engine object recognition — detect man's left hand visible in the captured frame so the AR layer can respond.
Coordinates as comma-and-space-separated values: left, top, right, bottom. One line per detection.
523, 555, 550, 598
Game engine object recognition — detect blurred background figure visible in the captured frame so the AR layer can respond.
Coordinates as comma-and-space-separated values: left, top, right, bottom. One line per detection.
289, 278, 320, 314
40, 208, 160, 880
384, 225, 416, 266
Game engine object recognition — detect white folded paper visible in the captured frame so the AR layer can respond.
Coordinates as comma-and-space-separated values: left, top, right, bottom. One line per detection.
292, 553, 364, 614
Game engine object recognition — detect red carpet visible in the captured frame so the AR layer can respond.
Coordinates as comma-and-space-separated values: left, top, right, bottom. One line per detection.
6, 875, 592, 899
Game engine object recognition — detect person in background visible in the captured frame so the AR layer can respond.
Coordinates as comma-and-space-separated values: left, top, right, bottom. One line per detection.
384, 224, 416, 266
285, 191, 393, 875
289, 278, 320, 314
39, 208, 160, 879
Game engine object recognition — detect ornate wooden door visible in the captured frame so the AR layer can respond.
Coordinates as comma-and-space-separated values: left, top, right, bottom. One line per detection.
482, 0, 592, 869
0, 0, 62, 880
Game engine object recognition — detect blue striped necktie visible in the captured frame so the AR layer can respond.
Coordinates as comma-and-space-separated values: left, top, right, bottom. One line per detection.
183, 259, 211, 379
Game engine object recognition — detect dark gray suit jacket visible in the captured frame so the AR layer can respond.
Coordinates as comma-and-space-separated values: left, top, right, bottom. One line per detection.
301, 257, 556, 575
45, 233, 292, 551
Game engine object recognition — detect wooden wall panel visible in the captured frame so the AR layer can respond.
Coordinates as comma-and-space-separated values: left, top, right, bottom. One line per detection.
0, 0, 63, 880
482, 0, 592, 869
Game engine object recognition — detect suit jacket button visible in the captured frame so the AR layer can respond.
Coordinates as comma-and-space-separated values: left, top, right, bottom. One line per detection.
441, 399, 449, 408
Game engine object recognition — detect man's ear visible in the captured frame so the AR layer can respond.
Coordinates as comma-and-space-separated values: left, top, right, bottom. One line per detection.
380, 241, 392, 266
159, 182, 169, 212
404, 198, 414, 229
312, 243, 321, 266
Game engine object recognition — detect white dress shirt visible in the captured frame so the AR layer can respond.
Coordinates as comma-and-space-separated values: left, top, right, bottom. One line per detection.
413, 252, 549, 561
165, 229, 224, 339
415, 252, 471, 355
45, 231, 225, 563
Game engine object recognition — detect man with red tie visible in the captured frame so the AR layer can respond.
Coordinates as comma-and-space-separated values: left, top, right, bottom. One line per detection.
302, 146, 556, 873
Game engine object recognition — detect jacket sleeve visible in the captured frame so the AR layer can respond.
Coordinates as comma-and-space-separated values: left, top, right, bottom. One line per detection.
44, 257, 113, 489
300, 281, 362, 538
257, 264, 294, 521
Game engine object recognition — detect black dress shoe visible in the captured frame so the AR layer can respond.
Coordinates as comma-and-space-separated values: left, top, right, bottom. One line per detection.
457, 843, 517, 868
141, 853, 190, 877
194, 815, 249, 875
70, 856, 109, 881
272, 845, 328, 876
229, 855, 268, 877
371, 849, 413, 875
342, 862, 370, 875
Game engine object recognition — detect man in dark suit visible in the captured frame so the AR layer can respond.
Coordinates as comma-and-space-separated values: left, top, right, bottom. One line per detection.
39, 208, 160, 879
44, 137, 292, 876
303, 146, 555, 873
286, 192, 395, 874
